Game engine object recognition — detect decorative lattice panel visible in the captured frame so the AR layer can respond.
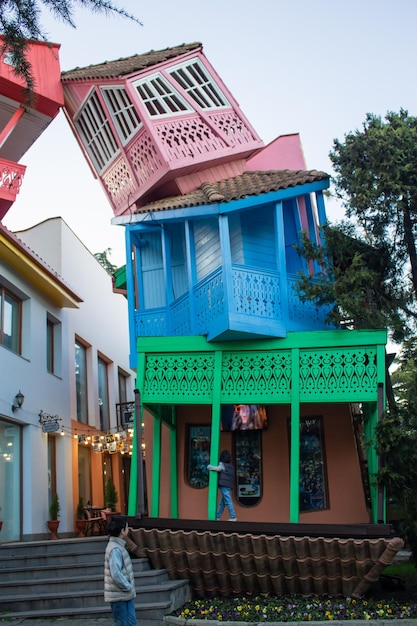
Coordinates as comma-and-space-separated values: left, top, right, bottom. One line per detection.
144, 354, 215, 400
155, 115, 226, 160
170, 294, 192, 335
287, 275, 330, 326
194, 269, 225, 334
299, 348, 378, 398
135, 309, 167, 337
128, 130, 163, 184
208, 111, 257, 146
232, 267, 281, 318
0, 159, 25, 193
103, 156, 136, 208
221, 351, 292, 401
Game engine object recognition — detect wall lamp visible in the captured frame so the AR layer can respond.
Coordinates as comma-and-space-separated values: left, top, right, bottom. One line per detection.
11, 390, 25, 413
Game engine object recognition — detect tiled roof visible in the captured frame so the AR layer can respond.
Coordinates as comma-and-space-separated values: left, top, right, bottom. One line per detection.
135, 169, 330, 214
127, 529, 403, 598
61, 43, 202, 81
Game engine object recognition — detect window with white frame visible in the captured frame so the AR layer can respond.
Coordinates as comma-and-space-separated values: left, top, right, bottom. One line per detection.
134, 73, 191, 117
101, 86, 142, 144
0, 285, 21, 354
169, 59, 229, 109
75, 91, 119, 171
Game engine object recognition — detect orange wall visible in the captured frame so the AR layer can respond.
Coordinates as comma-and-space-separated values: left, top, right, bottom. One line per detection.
143, 403, 369, 524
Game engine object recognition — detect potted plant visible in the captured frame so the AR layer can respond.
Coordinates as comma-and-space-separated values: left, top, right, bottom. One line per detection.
75, 495, 88, 537
47, 493, 60, 540
103, 477, 119, 523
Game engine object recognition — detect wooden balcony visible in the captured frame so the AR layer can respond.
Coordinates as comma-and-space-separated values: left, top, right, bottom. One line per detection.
133, 265, 332, 342
0, 158, 26, 219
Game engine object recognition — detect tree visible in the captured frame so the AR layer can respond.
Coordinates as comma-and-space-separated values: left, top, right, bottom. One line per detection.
297, 109, 417, 343
330, 109, 417, 326
296, 222, 411, 343
0, 0, 142, 93
94, 248, 117, 274
377, 339, 417, 561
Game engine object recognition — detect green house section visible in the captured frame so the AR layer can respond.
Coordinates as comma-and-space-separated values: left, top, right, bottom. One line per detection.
129, 328, 387, 523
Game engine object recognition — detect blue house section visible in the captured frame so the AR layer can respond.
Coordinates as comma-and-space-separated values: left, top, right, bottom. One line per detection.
122, 173, 333, 367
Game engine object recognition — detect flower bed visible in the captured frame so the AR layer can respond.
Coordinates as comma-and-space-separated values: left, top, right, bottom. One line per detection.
169, 595, 417, 622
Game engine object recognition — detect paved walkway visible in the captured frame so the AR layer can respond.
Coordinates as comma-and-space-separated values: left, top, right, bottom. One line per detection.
0, 615, 114, 626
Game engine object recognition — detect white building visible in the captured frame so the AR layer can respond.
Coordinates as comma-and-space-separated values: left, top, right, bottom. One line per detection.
0, 217, 135, 541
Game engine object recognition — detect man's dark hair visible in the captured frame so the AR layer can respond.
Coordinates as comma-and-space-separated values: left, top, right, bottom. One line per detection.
107, 514, 128, 537
219, 450, 231, 463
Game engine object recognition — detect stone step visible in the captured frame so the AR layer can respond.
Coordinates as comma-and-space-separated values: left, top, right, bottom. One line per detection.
0, 599, 173, 624
0, 565, 169, 594
0, 578, 190, 612
0, 556, 151, 580
0, 536, 107, 559
0, 536, 191, 622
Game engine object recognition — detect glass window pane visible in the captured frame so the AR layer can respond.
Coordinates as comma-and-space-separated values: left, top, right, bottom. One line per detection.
1, 289, 20, 353
75, 340, 88, 423
299, 416, 328, 511
187, 425, 210, 488
98, 357, 110, 431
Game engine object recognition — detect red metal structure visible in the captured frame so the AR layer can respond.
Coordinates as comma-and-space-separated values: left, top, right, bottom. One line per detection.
0, 38, 63, 220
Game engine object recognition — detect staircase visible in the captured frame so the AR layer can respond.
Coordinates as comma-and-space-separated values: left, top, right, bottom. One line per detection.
0, 536, 191, 623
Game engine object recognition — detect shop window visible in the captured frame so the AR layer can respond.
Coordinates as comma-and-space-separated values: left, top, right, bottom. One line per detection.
299, 416, 328, 511
235, 430, 263, 506
187, 425, 210, 488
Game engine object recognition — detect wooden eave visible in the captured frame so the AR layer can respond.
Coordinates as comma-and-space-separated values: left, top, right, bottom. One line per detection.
0, 227, 82, 308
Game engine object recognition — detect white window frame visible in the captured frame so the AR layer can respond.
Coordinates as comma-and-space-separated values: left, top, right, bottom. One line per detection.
168, 59, 230, 110
133, 72, 191, 118
75, 91, 119, 172
101, 86, 142, 145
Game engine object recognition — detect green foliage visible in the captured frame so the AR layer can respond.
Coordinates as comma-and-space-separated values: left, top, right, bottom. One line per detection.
329, 110, 417, 330
377, 338, 417, 562
94, 248, 117, 275
49, 493, 60, 520
296, 223, 409, 341
0, 1, 142, 94
104, 477, 118, 512
76, 495, 86, 520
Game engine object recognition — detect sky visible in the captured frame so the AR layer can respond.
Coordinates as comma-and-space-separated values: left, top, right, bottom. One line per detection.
3, 0, 417, 268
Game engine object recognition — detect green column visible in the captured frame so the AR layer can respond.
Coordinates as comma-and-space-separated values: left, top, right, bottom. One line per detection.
169, 408, 178, 518
150, 414, 162, 517
289, 347, 300, 523
208, 350, 222, 520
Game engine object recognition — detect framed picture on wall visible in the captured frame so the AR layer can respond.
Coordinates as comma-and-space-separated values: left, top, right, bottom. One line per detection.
187, 425, 211, 488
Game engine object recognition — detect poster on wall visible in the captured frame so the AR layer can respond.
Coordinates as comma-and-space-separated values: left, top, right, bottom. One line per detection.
221, 405, 268, 431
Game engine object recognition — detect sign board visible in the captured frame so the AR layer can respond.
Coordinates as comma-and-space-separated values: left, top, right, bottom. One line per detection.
42, 421, 60, 433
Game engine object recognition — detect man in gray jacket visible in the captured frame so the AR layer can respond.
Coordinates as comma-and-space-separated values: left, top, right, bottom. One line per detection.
104, 515, 137, 625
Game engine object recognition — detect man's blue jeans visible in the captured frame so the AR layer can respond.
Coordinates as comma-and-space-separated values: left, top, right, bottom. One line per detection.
111, 598, 137, 625
217, 486, 236, 519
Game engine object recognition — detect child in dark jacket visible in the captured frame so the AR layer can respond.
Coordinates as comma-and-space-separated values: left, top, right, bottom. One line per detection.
208, 449, 237, 521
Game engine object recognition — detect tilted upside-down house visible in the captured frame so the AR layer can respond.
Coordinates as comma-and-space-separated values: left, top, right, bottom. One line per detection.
61, 43, 400, 597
